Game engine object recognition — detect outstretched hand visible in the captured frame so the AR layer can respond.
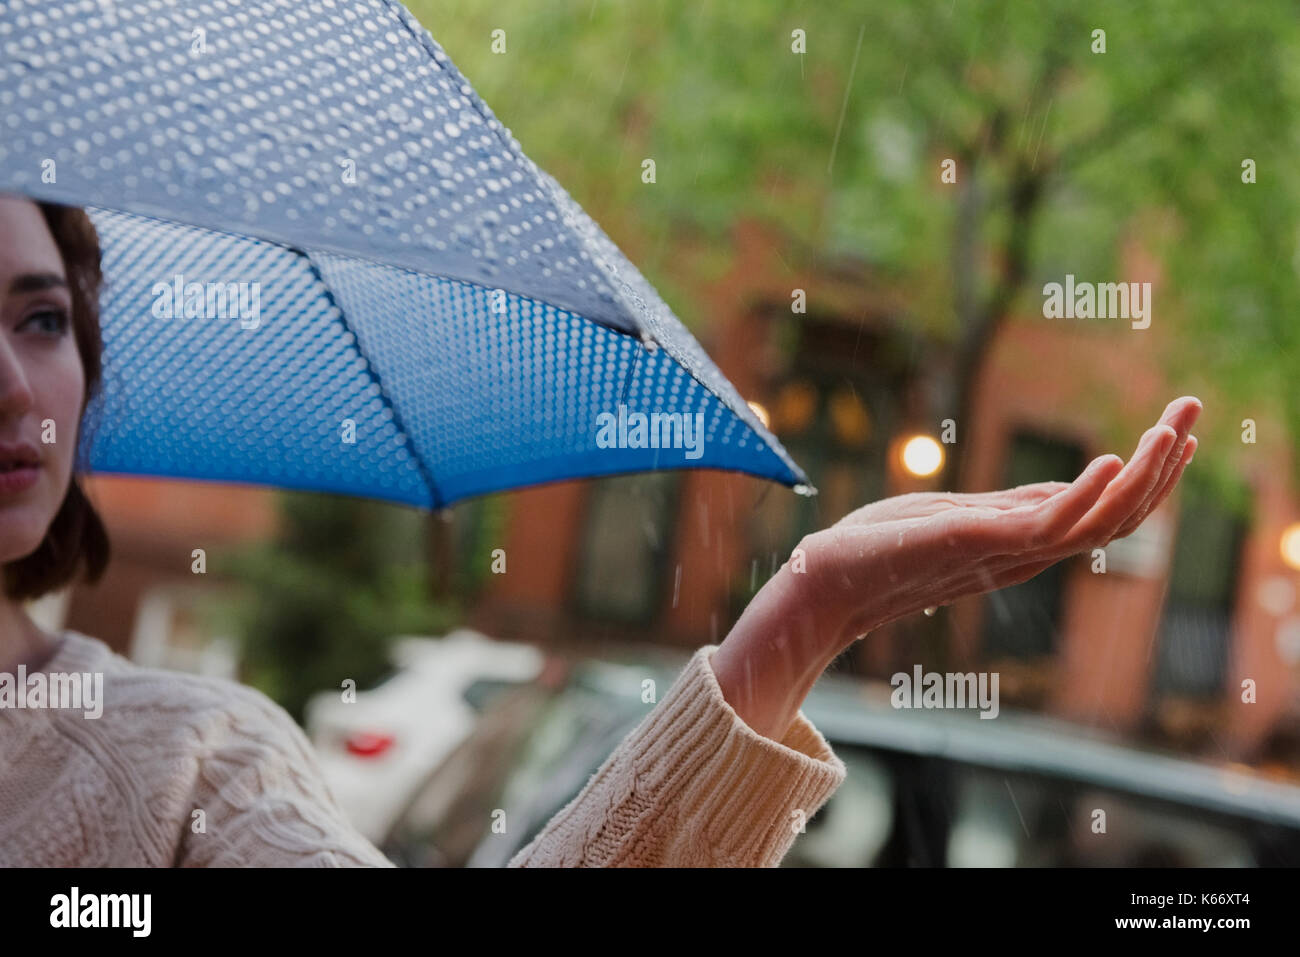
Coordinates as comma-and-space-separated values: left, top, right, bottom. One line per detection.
811, 396, 1201, 639
710, 396, 1201, 742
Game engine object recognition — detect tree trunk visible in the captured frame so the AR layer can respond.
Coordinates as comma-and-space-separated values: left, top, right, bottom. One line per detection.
940, 164, 1042, 492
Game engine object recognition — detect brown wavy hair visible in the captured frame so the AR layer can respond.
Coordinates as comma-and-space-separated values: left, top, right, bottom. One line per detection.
2, 202, 111, 601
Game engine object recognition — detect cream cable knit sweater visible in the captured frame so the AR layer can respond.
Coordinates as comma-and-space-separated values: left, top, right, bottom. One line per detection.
0, 630, 846, 867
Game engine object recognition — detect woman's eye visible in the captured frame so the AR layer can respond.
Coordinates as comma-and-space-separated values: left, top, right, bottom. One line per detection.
21, 309, 70, 336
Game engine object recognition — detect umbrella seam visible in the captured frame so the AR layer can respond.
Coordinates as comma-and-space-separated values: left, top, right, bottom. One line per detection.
67, 190, 644, 342
378, 0, 811, 491
85, 209, 442, 504
293, 247, 445, 511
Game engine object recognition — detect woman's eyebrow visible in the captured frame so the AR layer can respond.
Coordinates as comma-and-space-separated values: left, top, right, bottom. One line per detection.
7, 272, 69, 295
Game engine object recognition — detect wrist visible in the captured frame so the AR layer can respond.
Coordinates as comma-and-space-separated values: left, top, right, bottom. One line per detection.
712, 549, 850, 740
793, 529, 875, 656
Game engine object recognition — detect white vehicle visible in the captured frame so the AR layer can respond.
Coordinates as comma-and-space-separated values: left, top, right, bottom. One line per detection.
304, 628, 545, 845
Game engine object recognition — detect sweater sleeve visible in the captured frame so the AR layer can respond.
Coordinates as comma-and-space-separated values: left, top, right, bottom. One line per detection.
173, 686, 396, 868
507, 644, 847, 867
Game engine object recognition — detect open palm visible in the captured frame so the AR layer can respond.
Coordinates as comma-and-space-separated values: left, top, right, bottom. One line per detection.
804, 396, 1200, 640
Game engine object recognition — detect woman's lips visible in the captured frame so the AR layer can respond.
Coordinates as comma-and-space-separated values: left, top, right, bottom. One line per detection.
0, 464, 40, 494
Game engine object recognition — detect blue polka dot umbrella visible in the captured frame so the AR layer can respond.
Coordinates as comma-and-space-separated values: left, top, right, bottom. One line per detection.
0, 0, 810, 508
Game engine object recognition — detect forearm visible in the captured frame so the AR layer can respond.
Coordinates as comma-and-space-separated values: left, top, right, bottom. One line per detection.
710, 555, 847, 742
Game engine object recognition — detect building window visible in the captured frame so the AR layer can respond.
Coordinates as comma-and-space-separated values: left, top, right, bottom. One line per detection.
984, 431, 1086, 660
1152, 475, 1247, 698
739, 370, 894, 615
574, 471, 682, 625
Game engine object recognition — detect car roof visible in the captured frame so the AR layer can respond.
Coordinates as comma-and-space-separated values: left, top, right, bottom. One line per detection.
568, 653, 1300, 829
800, 669, 1300, 829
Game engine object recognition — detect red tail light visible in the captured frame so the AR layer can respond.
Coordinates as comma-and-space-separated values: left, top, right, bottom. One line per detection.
345, 731, 395, 758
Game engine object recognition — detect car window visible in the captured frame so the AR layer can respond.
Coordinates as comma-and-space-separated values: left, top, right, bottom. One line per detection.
779, 742, 1299, 867
462, 677, 529, 713
467, 687, 650, 866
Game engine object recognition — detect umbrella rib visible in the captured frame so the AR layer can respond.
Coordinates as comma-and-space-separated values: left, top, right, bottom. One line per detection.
379, 1, 811, 492
293, 247, 444, 511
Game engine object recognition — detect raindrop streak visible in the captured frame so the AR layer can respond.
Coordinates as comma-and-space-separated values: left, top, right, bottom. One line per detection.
1004, 780, 1031, 837
826, 23, 866, 178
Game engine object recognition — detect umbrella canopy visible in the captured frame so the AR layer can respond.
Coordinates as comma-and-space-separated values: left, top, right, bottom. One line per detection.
0, 0, 810, 508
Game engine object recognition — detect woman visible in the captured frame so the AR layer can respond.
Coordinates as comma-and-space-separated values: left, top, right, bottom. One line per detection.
0, 196, 1199, 867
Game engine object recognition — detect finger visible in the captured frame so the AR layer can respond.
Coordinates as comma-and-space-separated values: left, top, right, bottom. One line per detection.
957, 455, 1118, 555
833, 482, 1075, 530
1114, 433, 1197, 539
1059, 424, 1177, 552
1160, 433, 1198, 500
1114, 428, 1198, 540
946, 482, 1072, 510
938, 432, 1193, 605
934, 427, 1197, 613
1147, 398, 1201, 497
1014, 454, 1123, 552
1114, 399, 1202, 539
1004, 481, 1073, 507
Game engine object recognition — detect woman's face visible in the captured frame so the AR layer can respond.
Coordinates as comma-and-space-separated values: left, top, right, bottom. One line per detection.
0, 196, 86, 564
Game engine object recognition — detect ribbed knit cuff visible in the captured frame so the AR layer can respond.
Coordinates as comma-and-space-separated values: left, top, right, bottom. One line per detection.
508, 643, 848, 867
623, 643, 848, 866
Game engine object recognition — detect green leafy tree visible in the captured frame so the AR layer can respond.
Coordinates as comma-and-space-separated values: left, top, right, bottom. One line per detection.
419, 0, 1300, 491
215, 493, 459, 723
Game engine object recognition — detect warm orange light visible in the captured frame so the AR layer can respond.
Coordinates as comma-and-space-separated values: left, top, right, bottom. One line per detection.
1281, 523, 1300, 571
828, 388, 871, 446
747, 400, 770, 429
772, 381, 818, 435
900, 435, 944, 477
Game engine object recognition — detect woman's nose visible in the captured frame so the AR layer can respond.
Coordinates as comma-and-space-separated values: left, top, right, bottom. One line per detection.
0, 335, 36, 421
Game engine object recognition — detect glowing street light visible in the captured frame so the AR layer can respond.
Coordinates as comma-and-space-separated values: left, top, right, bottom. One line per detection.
1281, 522, 1300, 571
901, 435, 944, 478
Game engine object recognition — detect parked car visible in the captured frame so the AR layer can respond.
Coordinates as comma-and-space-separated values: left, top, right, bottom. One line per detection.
784, 679, 1300, 867
303, 628, 546, 845
379, 654, 660, 866
378, 651, 1300, 867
